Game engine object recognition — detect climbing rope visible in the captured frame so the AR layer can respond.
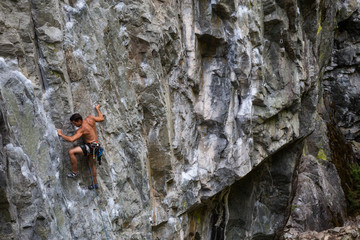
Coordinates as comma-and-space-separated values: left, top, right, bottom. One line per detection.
88, 155, 111, 240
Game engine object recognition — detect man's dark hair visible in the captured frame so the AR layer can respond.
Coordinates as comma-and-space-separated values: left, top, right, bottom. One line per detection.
70, 113, 83, 122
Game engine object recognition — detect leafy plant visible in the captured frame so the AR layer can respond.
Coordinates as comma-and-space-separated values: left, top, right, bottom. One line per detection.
347, 163, 360, 214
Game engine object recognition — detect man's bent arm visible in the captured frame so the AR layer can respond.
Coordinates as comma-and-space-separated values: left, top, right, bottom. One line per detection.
58, 129, 83, 142
93, 104, 104, 122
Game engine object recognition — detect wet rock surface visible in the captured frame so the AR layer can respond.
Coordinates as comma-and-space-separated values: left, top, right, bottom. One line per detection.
0, 0, 360, 239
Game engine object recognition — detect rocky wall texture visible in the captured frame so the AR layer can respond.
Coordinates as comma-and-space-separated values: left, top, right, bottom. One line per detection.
0, 0, 359, 239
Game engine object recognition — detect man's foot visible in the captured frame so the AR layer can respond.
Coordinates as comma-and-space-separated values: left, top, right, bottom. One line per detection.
67, 171, 78, 178
88, 184, 98, 190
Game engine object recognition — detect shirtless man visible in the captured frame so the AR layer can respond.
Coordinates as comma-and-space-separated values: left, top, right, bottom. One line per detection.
57, 104, 104, 190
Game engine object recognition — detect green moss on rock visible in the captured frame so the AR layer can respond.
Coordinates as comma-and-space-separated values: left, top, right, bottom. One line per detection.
317, 149, 327, 160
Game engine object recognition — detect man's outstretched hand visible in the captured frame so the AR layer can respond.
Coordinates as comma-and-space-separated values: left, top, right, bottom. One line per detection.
94, 104, 104, 122
57, 129, 62, 136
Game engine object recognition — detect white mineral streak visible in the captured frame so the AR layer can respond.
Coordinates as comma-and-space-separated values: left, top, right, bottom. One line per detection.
182, 0, 198, 80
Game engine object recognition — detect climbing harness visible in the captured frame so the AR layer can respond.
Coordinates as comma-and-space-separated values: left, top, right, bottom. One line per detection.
87, 141, 104, 165
88, 146, 110, 240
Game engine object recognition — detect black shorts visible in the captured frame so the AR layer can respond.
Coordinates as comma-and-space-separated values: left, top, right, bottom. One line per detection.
80, 142, 99, 156
80, 143, 91, 155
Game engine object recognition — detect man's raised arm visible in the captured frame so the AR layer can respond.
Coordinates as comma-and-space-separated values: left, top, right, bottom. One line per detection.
57, 129, 83, 142
93, 104, 104, 122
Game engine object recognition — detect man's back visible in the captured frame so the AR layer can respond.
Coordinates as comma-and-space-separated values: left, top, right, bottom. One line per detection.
81, 116, 98, 143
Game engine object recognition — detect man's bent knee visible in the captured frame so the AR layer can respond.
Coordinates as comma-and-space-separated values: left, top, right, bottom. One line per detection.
69, 146, 84, 156
69, 148, 78, 156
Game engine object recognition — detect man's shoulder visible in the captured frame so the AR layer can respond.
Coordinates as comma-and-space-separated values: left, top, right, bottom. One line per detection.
76, 126, 85, 133
84, 116, 96, 125
84, 115, 95, 121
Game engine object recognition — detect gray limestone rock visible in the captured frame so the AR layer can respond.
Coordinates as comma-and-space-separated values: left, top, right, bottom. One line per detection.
0, 0, 359, 239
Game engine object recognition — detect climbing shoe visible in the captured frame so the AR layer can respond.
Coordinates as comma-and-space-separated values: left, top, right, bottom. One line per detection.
67, 171, 78, 178
88, 184, 98, 190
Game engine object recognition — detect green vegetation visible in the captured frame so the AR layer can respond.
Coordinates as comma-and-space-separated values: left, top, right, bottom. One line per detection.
317, 21, 322, 35
183, 200, 187, 209
317, 149, 327, 161
347, 163, 360, 214
291, 205, 298, 211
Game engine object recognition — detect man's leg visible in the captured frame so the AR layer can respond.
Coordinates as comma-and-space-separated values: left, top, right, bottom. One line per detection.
89, 155, 97, 185
68, 146, 83, 173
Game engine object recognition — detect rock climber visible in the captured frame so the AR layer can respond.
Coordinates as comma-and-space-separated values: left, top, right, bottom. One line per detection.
57, 104, 104, 190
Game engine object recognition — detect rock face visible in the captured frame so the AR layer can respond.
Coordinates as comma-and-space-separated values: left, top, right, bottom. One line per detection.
324, 6, 360, 150
0, 0, 359, 239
